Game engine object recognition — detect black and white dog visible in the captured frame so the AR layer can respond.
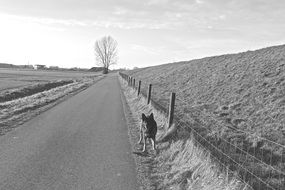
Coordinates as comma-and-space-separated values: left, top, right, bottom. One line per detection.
138, 113, 157, 152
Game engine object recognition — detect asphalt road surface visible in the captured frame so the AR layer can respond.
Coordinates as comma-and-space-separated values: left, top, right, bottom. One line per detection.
0, 74, 139, 190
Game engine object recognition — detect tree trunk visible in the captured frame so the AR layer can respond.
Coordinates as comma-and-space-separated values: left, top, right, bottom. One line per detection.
103, 67, 108, 74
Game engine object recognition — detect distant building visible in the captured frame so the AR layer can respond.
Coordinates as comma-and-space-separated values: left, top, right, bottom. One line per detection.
17, 65, 34, 69
35, 64, 47, 70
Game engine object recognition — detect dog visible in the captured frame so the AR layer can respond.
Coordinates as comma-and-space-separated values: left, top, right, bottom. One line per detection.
138, 113, 157, 152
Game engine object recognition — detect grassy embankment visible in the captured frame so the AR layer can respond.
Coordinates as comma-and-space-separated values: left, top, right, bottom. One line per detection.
119, 77, 246, 190
125, 44, 285, 189
0, 69, 103, 135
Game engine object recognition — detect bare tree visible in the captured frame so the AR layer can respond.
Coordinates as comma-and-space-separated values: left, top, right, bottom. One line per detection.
94, 36, 118, 74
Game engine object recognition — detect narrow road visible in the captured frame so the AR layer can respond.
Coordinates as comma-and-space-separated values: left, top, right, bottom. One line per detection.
0, 75, 139, 190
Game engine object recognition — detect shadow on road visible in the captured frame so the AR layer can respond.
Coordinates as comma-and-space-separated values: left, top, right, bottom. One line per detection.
132, 151, 150, 157
133, 151, 157, 158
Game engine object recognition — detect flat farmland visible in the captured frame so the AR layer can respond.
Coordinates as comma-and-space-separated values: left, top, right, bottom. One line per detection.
0, 68, 103, 135
0, 68, 98, 91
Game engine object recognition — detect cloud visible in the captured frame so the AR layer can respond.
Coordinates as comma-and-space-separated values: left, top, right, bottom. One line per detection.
113, 7, 128, 15
131, 44, 164, 55
1, 0, 285, 43
0, 0, 214, 30
195, 0, 204, 4
26, 16, 88, 27
0, 13, 89, 31
147, 0, 170, 5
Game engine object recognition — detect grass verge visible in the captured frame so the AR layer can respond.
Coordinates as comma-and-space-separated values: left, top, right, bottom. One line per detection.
124, 44, 285, 189
119, 76, 247, 190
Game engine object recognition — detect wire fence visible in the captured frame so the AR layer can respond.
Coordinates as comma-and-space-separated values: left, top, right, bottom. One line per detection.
118, 72, 285, 190
175, 97, 285, 189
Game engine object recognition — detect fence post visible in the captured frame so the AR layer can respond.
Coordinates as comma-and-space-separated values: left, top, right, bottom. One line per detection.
133, 78, 136, 89
137, 80, 141, 96
147, 84, 152, 105
130, 77, 132, 86
168, 92, 176, 128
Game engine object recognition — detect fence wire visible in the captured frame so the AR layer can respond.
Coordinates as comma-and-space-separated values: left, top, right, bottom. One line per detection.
175, 97, 285, 190
118, 72, 285, 190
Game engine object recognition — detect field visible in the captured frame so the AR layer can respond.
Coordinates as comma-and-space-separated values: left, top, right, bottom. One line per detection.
125, 44, 285, 189
0, 68, 98, 90
0, 68, 103, 135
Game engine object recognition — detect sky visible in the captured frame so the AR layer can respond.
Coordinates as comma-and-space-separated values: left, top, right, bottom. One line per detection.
0, 0, 285, 69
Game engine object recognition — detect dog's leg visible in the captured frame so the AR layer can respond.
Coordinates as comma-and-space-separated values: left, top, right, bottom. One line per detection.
150, 138, 156, 151
142, 136, 147, 152
138, 127, 142, 144
138, 123, 143, 144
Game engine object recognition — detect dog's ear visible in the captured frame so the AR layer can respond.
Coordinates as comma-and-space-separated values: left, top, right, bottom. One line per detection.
149, 113, 154, 120
142, 113, 147, 121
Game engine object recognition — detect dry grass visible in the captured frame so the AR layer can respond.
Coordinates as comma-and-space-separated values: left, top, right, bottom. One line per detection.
0, 76, 103, 135
126, 45, 285, 144
125, 44, 285, 189
119, 77, 247, 190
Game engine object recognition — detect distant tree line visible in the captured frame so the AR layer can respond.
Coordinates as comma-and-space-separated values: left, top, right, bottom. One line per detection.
0, 63, 102, 72
0, 63, 34, 69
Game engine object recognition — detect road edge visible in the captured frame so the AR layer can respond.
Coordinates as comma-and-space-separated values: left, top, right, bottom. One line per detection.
118, 75, 159, 190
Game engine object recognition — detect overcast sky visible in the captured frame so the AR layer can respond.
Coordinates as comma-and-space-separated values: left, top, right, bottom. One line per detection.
0, 0, 285, 69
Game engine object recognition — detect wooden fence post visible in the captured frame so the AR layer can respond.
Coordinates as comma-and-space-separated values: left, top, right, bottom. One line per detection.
168, 92, 176, 128
137, 80, 141, 96
133, 78, 136, 89
147, 84, 152, 105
